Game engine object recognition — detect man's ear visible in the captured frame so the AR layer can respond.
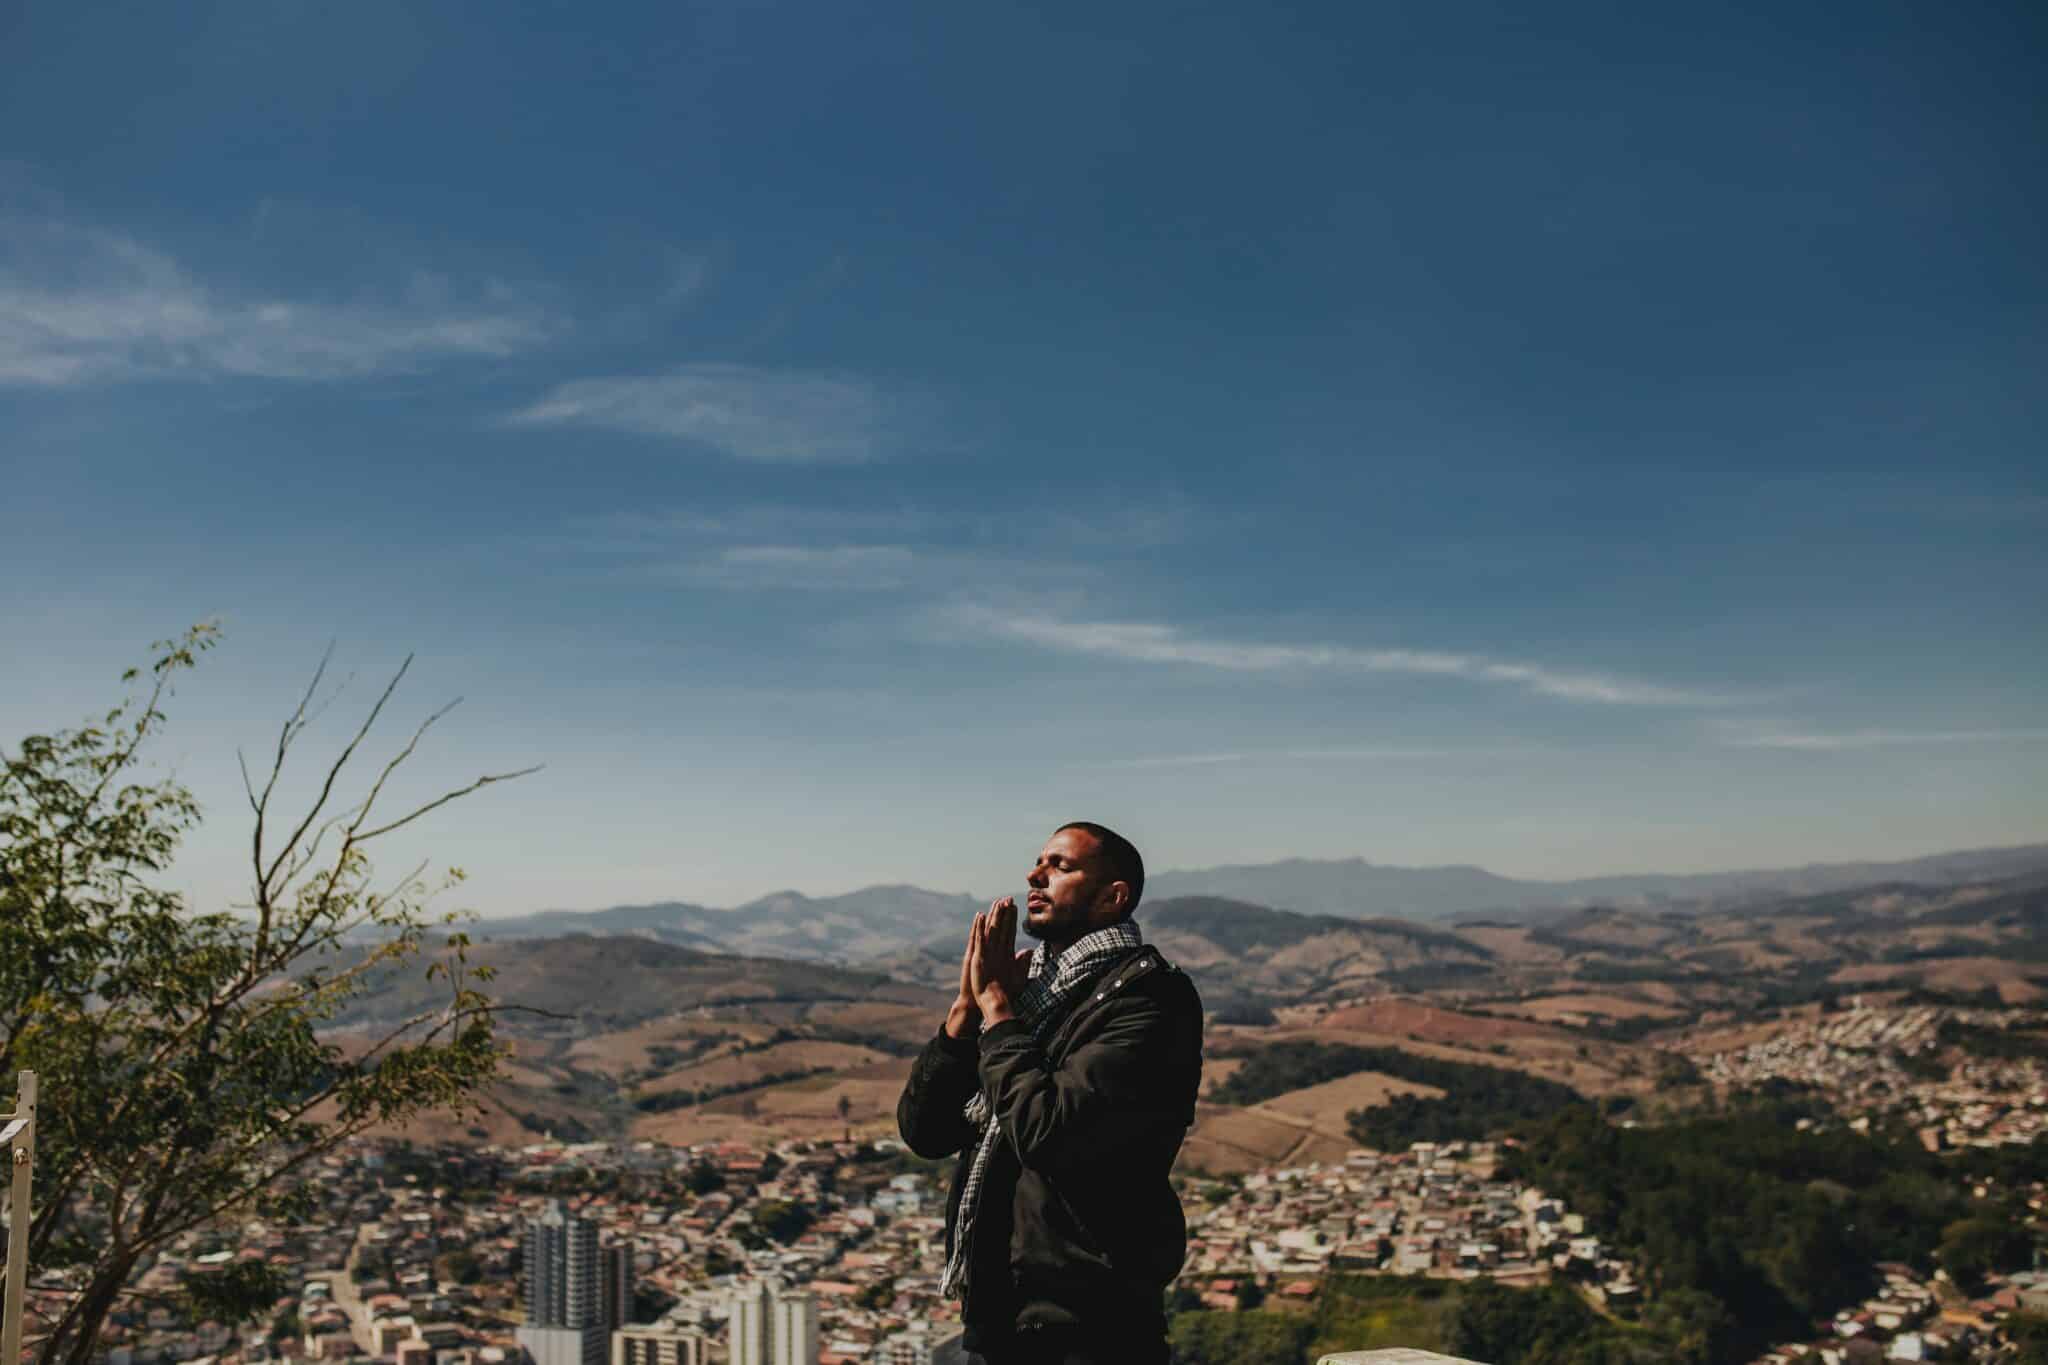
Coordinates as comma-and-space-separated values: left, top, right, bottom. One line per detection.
1102, 880, 1131, 918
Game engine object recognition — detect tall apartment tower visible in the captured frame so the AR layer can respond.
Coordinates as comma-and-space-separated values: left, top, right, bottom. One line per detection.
724, 1282, 817, 1365
525, 1200, 599, 1327
600, 1241, 634, 1330
726, 1285, 765, 1365
517, 1201, 607, 1365
767, 1286, 817, 1365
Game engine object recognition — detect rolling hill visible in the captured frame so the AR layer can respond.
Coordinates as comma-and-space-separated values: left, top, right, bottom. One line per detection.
1144, 841, 2048, 920
329, 933, 938, 1036
466, 841, 2048, 967
330, 867, 2048, 1155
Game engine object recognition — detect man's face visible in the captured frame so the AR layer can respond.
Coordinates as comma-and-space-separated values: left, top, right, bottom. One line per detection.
1023, 827, 1124, 944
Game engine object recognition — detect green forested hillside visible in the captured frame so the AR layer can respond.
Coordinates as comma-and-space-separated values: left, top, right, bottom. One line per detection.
1209, 1039, 1581, 1147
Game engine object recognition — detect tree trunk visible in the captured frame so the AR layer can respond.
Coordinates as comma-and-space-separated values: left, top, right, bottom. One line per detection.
40, 1251, 134, 1365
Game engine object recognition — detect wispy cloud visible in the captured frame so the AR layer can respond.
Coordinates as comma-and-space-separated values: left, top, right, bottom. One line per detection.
568, 502, 929, 550
1719, 726, 2048, 751
507, 363, 916, 463
1089, 745, 1534, 769
664, 544, 919, 591
948, 606, 1722, 706
0, 218, 551, 386
551, 502, 1103, 597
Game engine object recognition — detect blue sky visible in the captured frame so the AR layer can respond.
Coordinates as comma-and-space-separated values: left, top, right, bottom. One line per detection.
4, 1, 2044, 916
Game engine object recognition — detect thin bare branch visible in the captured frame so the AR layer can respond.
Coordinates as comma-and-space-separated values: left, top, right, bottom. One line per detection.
236, 748, 260, 817
342, 695, 461, 837
260, 655, 411, 894
247, 643, 338, 964
357, 765, 542, 842
253, 642, 334, 818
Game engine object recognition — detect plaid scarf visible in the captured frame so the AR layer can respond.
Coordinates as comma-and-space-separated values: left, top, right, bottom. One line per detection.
940, 918, 1144, 1300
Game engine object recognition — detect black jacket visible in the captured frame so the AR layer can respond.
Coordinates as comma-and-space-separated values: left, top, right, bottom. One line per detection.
895, 943, 1203, 1347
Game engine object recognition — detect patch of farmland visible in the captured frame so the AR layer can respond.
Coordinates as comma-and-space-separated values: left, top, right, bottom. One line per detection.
804, 1000, 941, 1045
1507, 993, 1684, 1023
500, 1061, 559, 1089
636, 1039, 889, 1097
1450, 923, 1567, 965
1255, 1069, 1444, 1128
629, 1108, 791, 1149
1318, 998, 1581, 1048
1200, 1056, 1246, 1097
565, 1015, 778, 1074
1182, 1104, 1352, 1175
1289, 1015, 1648, 1098
737, 1062, 914, 1126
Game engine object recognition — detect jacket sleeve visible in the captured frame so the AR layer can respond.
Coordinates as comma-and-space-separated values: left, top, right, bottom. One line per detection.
895, 1027, 984, 1158
976, 990, 1185, 1176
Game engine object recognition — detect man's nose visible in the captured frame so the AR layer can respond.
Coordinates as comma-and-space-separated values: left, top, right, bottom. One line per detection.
1026, 865, 1047, 887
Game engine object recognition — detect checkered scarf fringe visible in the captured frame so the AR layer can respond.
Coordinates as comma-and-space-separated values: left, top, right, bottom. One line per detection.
940, 918, 1144, 1300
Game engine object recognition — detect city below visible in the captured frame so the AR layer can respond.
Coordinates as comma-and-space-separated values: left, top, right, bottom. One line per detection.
25, 993, 2048, 1365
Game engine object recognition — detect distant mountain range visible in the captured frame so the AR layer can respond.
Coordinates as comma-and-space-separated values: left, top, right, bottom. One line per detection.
329, 933, 935, 1034
475, 841, 2048, 967
1142, 842, 2048, 920
476, 884, 985, 965
333, 866, 2048, 1153
389, 865, 2048, 1046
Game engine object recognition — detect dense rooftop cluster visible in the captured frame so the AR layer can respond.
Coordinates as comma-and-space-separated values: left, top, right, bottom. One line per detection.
18, 1001, 2046, 1365
1690, 1005, 2048, 1150
1177, 1142, 1639, 1311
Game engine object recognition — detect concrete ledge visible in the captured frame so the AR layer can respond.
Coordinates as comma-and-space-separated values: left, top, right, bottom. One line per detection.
1317, 1353, 1489, 1365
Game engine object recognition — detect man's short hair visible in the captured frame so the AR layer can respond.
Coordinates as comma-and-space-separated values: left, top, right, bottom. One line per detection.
1057, 821, 1145, 916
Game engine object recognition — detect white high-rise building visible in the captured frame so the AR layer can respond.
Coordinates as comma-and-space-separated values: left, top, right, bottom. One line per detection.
767, 1287, 817, 1365
726, 1285, 766, 1365
518, 1201, 607, 1365
724, 1282, 817, 1365
525, 1201, 600, 1327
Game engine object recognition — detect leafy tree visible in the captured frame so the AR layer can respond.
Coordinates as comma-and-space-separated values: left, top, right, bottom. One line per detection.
632, 1283, 675, 1323
351, 1245, 391, 1285
1209, 1039, 1580, 1148
1302, 1274, 1457, 1360
1445, 1280, 1603, 1363
1509, 1102, 1984, 1361
1167, 1309, 1312, 1365
1641, 1288, 1738, 1365
2008, 1312, 2048, 1365
1936, 1208, 2033, 1293
750, 1199, 814, 1244
435, 1249, 483, 1286
1445, 1279, 1685, 1365
2, 628, 531, 1365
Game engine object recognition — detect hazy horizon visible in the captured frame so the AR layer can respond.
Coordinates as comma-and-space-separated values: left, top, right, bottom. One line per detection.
510, 831, 2048, 917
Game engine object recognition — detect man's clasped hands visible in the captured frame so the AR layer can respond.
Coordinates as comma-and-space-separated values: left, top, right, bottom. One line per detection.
943, 896, 1035, 1038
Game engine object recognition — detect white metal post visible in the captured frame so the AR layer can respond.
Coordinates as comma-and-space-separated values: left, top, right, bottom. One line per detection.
1, 1070, 35, 1365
